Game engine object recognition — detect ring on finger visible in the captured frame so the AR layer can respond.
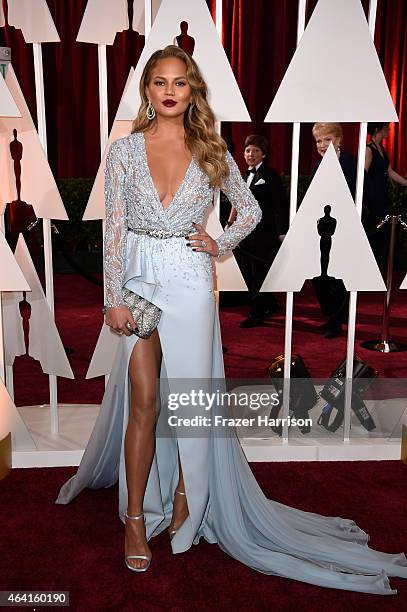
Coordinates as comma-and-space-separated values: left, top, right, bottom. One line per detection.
202, 240, 207, 247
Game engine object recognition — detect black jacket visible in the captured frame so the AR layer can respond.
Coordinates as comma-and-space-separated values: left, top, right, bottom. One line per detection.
240, 161, 289, 257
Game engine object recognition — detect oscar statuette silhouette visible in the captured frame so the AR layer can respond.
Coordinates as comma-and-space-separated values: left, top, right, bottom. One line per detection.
317, 205, 336, 278
18, 294, 32, 356
6, 129, 39, 253
174, 21, 195, 56
311, 205, 348, 337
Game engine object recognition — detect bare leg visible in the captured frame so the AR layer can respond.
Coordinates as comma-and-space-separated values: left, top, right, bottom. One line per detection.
124, 329, 161, 570
168, 453, 189, 536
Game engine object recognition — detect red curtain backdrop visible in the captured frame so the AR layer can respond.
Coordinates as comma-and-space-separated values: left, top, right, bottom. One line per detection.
374, 0, 407, 170
0, 0, 405, 179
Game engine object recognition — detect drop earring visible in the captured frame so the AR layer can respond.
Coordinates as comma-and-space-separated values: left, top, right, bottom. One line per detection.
146, 101, 156, 120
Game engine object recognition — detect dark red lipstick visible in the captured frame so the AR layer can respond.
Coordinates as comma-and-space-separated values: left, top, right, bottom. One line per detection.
163, 100, 177, 107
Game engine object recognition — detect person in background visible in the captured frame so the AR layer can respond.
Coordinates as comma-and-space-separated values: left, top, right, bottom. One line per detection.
364, 122, 407, 268
312, 122, 357, 197
311, 122, 356, 338
226, 134, 288, 328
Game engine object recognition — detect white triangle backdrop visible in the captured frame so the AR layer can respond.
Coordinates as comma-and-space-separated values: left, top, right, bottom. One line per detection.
77, 0, 128, 45
261, 145, 386, 292
77, 0, 163, 42
118, 0, 251, 122
83, 68, 134, 220
0, 66, 68, 220
7, 0, 60, 43
14, 235, 74, 379
265, 0, 397, 122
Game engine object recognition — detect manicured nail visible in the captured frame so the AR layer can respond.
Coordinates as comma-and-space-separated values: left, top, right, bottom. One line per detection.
186, 242, 191, 246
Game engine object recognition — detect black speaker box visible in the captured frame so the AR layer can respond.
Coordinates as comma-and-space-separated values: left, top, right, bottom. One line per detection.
268, 354, 318, 435
318, 356, 378, 432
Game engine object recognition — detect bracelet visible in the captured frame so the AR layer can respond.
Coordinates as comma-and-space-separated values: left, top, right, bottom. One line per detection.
102, 303, 126, 313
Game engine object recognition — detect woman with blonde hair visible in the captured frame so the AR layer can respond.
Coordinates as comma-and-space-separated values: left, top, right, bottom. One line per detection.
312, 122, 357, 197
56, 46, 407, 594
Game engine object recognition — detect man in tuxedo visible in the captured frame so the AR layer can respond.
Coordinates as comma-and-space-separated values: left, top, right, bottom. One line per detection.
226, 135, 288, 327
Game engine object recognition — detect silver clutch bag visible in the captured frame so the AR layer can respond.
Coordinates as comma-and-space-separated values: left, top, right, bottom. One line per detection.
122, 288, 162, 339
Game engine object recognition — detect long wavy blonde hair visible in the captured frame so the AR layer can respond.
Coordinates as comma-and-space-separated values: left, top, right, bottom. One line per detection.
131, 45, 228, 187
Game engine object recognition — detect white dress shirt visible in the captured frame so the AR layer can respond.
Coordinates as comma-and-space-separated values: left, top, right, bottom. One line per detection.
246, 162, 262, 188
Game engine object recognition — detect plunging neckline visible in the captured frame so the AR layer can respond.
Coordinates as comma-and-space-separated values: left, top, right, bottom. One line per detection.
142, 132, 194, 213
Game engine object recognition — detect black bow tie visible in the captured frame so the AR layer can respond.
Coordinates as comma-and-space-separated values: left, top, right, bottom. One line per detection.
248, 167, 257, 174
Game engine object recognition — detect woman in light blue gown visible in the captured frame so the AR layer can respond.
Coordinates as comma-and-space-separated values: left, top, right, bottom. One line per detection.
56, 45, 407, 593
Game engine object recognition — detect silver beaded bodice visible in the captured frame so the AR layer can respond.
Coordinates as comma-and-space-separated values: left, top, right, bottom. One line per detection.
104, 131, 262, 308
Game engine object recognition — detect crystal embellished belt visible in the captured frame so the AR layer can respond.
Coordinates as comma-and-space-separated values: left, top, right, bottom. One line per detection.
127, 227, 192, 239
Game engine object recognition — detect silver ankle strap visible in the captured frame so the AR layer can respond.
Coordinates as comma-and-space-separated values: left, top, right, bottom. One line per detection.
125, 511, 144, 520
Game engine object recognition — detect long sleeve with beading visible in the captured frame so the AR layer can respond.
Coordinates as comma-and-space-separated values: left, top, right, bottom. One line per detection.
104, 139, 129, 308
215, 151, 262, 256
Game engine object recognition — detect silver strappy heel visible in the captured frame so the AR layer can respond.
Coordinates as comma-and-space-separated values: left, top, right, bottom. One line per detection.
169, 489, 187, 540
124, 512, 151, 572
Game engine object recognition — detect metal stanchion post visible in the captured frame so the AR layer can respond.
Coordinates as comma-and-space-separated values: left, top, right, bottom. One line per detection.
362, 214, 407, 352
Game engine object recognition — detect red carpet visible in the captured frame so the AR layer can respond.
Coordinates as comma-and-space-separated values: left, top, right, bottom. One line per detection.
12, 274, 407, 407
220, 280, 407, 380
1, 461, 406, 610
